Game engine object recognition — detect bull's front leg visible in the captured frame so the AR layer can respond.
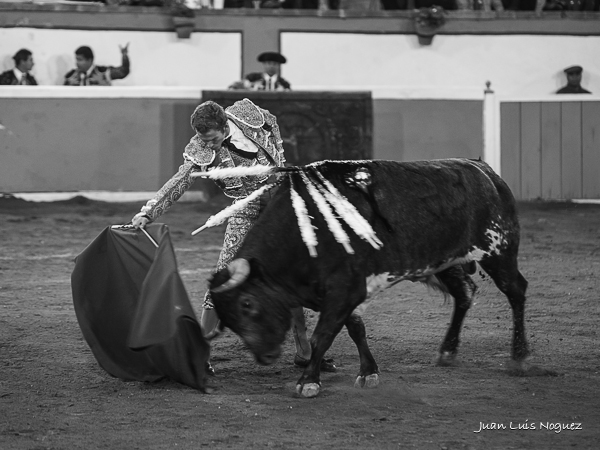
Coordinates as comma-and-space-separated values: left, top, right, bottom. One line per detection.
295, 311, 347, 399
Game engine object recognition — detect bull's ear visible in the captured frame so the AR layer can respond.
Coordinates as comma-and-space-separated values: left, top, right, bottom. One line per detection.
240, 296, 260, 318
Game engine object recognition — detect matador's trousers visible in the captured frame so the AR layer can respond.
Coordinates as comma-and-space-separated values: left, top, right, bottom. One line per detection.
202, 199, 261, 309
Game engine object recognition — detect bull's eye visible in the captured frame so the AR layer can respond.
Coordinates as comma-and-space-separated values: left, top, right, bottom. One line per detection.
240, 297, 259, 317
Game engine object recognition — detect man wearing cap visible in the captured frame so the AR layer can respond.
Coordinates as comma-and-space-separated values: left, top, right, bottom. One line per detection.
557, 65, 591, 94
244, 52, 291, 91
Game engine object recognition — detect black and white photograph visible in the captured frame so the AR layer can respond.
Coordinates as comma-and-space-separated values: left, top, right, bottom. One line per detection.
1, 2, 599, 449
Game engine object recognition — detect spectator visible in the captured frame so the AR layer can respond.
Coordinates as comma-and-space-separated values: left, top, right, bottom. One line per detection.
556, 65, 592, 94
64, 44, 130, 86
244, 52, 291, 91
0, 49, 38, 86
380, 0, 408, 8
456, 0, 503, 9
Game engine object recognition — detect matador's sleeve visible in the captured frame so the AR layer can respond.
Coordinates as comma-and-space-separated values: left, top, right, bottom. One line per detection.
133, 135, 216, 222
261, 108, 286, 167
134, 160, 196, 222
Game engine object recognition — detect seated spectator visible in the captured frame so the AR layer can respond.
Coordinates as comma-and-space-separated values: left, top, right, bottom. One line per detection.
415, 0, 456, 9
556, 65, 592, 94
536, 0, 598, 9
280, 0, 338, 8
64, 44, 130, 86
455, 0, 503, 9
0, 49, 38, 86
243, 52, 291, 91
380, 0, 408, 9
503, 0, 536, 9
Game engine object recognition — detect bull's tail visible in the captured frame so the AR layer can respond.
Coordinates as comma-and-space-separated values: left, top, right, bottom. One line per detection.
425, 275, 453, 304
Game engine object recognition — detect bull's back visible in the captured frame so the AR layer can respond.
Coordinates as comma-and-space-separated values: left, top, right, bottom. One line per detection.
323, 158, 519, 275
239, 158, 520, 287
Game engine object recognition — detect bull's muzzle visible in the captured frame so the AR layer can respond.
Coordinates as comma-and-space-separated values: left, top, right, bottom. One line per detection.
211, 258, 250, 293
255, 347, 282, 366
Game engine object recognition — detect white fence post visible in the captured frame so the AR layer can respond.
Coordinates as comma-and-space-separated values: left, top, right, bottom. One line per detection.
483, 81, 500, 176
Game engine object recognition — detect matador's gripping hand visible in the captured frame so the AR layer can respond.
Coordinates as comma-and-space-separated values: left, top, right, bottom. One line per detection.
131, 212, 149, 229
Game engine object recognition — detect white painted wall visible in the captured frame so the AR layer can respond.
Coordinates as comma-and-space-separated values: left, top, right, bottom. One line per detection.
282, 33, 600, 97
2, 28, 599, 97
1, 28, 241, 87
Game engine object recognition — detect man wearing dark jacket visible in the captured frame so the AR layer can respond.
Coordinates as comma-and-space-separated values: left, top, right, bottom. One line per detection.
0, 49, 38, 86
556, 65, 592, 94
64, 44, 130, 86
244, 52, 291, 91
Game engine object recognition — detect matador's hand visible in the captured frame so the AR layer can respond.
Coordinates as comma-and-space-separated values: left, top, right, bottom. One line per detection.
131, 213, 149, 229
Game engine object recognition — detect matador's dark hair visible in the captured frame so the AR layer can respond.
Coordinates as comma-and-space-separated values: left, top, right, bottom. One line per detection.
13, 49, 32, 65
190, 101, 228, 134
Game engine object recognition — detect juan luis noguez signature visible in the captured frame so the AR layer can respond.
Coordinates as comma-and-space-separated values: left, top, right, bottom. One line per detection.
474, 421, 583, 433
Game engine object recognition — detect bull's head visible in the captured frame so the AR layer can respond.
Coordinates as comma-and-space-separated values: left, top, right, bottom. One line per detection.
208, 258, 292, 366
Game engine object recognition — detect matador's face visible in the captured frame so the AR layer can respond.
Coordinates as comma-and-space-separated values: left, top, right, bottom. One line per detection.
197, 124, 229, 151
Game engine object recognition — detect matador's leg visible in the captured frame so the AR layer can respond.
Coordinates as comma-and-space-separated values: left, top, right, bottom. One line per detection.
201, 201, 260, 339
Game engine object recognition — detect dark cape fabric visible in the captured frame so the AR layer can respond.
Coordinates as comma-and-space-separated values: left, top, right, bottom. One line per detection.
71, 223, 209, 391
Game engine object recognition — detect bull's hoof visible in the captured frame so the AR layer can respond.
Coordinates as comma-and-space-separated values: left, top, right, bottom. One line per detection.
354, 374, 379, 389
437, 351, 458, 367
507, 359, 559, 377
296, 382, 321, 398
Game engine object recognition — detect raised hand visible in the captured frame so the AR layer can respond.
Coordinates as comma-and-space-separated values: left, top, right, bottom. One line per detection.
119, 43, 129, 56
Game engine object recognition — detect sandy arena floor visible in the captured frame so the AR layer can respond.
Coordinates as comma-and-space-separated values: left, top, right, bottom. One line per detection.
1, 195, 599, 449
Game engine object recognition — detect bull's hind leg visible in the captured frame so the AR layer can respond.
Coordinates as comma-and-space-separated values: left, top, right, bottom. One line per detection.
434, 265, 477, 366
345, 313, 380, 389
478, 254, 530, 367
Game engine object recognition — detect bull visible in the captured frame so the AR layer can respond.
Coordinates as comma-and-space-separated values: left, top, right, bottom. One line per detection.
208, 158, 533, 398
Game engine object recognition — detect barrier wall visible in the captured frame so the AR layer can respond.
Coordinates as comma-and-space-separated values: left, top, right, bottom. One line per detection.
0, 88, 202, 192
3, 87, 598, 200
0, 87, 483, 194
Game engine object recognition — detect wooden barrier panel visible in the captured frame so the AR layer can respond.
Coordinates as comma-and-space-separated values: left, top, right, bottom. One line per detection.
500, 97, 600, 200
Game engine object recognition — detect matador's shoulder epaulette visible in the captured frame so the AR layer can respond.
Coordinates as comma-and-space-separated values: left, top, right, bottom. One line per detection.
183, 135, 215, 166
226, 98, 265, 129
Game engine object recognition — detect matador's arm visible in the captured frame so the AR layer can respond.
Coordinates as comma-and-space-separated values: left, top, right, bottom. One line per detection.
132, 136, 217, 223
133, 159, 197, 223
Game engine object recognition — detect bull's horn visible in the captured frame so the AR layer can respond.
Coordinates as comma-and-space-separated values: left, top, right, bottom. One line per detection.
211, 258, 251, 293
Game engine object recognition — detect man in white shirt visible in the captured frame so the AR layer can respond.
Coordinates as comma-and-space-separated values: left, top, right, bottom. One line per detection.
244, 52, 291, 91
0, 49, 37, 86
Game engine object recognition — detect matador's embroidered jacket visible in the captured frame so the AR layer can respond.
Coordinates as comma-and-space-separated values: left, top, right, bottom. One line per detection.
137, 98, 286, 221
